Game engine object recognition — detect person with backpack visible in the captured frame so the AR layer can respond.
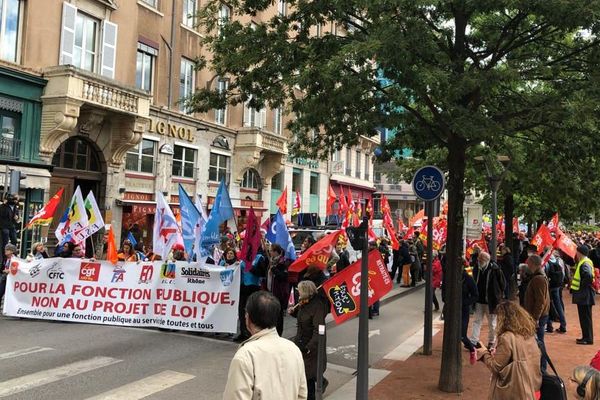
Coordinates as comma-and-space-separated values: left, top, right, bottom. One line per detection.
546, 250, 567, 333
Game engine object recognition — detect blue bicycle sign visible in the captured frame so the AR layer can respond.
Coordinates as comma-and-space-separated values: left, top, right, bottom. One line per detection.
412, 166, 445, 201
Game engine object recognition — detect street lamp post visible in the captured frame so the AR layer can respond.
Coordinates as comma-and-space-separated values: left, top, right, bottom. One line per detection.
475, 155, 510, 262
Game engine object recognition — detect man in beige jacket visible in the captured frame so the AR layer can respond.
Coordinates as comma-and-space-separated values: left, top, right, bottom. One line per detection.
223, 291, 308, 400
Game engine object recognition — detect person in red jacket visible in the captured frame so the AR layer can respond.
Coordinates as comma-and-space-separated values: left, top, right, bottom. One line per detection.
431, 250, 443, 311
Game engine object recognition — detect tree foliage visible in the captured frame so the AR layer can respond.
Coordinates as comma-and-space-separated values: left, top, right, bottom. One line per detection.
191, 0, 600, 392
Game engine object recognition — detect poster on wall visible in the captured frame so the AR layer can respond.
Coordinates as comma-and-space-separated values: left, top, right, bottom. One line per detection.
3, 258, 240, 333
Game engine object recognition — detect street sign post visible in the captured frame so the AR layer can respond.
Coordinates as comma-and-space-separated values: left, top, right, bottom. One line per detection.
412, 166, 445, 356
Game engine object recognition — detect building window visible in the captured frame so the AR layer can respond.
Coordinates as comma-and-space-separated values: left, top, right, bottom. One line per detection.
172, 145, 196, 178
141, 0, 158, 8
0, 0, 21, 63
316, 23, 322, 37
209, 152, 230, 183
292, 168, 302, 192
242, 169, 260, 190
332, 149, 341, 162
309, 172, 319, 195
73, 12, 99, 72
345, 148, 352, 175
215, 78, 228, 125
179, 58, 195, 113
273, 107, 283, 135
271, 172, 283, 190
183, 0, 197, 28
277, 0, 287, 16
136, 43, 156, 92
52, 137, 100, 172
0, 111, 19, 160
244, 99, 265, 128
355, 150, 361, 178
364, 154, 370, 180
218, 3, 231, 35
125, 138, 156, 173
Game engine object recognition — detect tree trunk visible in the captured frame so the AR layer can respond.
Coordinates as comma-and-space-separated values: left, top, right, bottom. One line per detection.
438, 137, 467, 393
504, 190, 514, 251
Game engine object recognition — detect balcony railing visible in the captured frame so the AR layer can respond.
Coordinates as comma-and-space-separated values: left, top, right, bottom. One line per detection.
0, 136, 20, 160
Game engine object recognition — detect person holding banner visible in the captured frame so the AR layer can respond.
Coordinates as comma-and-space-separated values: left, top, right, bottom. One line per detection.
118, 240, 139, 262
292, 280, 329, 400
32, 242, 49, 259
0, 243, 17, 306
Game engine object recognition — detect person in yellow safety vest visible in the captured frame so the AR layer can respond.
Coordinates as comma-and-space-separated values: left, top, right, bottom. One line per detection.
571, 245, 596, 345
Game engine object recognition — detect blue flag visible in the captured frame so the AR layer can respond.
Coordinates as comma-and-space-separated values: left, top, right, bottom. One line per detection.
127, 232, 137, 247
266, 210, 297, 261
201, 180, 235, 251
178, 184, 202, 260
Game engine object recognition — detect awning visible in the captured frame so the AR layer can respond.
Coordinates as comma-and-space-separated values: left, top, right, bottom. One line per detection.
0, 164, 51, 189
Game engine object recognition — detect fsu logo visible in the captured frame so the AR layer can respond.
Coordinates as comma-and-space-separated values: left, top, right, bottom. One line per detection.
9, 261, 18, 275
79, 262, 101, 282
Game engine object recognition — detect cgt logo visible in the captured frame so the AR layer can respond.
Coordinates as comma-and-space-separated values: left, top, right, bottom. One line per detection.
47, 264, 64, 280
139, 264, 154, 284
79, 262, 101, 282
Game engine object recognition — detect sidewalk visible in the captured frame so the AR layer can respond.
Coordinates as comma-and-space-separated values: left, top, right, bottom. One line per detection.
369, 299, 598, 399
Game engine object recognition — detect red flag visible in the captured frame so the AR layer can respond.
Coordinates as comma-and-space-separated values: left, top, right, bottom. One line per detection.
531, 224, 555, 254
327, 184, 337, 216
241, 207, 261, 271
276, 186, 288, 215
323, 250, 393, 324
292, 191, 301, 216
554, 228, 577, 258
368, 227, 378, 242
288, 230, 342, 272
365, 197, 374, 221
384, 220, 400, 250
409, 208, 425, 228
432, 218, 447, 249
381, 195, 391, 216
26, 188, 64, 228
397, 218, 406, 233
107, 225, 119, 265
547, 213, 559, 233
513, 217, 519, 234
339, 186, 348, 216
260, 217, 270, 234
466, 233, 489, 260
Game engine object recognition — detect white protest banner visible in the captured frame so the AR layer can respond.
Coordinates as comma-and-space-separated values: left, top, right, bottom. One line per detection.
3, 258, 240, 333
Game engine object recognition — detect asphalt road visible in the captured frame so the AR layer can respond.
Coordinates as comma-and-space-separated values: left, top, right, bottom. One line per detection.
0, 286, 426, 399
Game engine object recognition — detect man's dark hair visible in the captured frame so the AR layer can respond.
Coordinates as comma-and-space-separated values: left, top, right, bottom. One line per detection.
270, 243, 284, 256
527, 244, 538, 252
245, 291, 281, 330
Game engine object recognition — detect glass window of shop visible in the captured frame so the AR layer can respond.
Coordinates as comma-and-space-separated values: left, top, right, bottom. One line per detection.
126, 138, 156, 173
172, 145, 196, 178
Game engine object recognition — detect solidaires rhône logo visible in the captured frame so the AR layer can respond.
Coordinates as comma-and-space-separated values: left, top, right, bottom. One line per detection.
181, 266, 210, 283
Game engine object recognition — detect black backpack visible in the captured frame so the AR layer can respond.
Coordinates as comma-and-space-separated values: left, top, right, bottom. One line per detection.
547, 260, 564, 289
540, 346, 567, 400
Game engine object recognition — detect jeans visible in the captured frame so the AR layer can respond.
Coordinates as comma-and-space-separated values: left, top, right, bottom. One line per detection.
537, 315, 549, 372
470, 303, 497, 346
369, 300, 380, 316
546, 288, 566, 331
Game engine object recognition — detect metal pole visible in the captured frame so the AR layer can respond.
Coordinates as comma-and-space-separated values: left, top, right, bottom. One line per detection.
490, 178, 500, 262
316, 324, 325, 400
423, 201, 434, 355
356, 217, 369, 399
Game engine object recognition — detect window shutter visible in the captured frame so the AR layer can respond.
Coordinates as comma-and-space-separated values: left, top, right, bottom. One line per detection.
59, 2, 77, 65
243, 102, 251, 127
259, 108, 266, 129
101, 20, 118, 79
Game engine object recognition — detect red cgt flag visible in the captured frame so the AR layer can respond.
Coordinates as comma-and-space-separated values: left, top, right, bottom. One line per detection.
327, 184, 337, 216
531, 224, 555, 254
276, 186, 288, 215
339, 186, 348, 216
547, 213, 559, 233
323, 250, 393, 324
288, 230, 342, 272
554, 228, 577, 259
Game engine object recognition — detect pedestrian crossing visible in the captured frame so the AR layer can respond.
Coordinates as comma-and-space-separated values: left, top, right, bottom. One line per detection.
0, 347, 198, 399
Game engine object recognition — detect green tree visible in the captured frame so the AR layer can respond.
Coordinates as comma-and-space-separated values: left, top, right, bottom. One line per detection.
190, 0, 600, 392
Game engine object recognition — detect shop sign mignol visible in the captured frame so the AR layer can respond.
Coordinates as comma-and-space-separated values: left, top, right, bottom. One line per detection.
148, 119, 194, 142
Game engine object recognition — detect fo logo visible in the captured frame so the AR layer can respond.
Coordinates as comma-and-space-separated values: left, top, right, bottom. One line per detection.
139, 264, 154, 284
79, 262, 101, 282
9, 261, 18, 275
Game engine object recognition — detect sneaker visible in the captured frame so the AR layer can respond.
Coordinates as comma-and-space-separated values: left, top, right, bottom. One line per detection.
557, 327, 567, 334
546, 327, 554, 333
469, 349, 477, 365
